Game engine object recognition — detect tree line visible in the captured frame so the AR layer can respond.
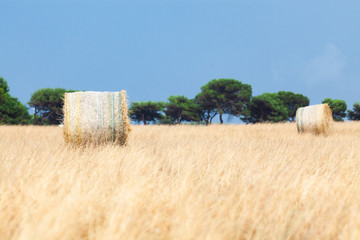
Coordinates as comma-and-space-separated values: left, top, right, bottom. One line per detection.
129, 79, 358, 125
1, 76, 359, 125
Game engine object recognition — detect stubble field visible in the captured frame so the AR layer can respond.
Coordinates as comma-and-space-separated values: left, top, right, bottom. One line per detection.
1, 122, 360, 240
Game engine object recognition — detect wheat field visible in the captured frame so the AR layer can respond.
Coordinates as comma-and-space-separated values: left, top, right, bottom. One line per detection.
0, 122, 360, 240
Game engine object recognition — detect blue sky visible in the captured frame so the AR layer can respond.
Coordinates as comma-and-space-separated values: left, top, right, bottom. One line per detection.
1, 0, 359, 122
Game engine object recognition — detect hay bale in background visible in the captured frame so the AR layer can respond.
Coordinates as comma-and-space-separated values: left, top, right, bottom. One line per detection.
63, 91, 130, 145
296, 104, 333, 136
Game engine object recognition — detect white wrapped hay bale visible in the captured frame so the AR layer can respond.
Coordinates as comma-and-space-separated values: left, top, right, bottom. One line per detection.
63, 91, 130, 145
296, 104, 333, 136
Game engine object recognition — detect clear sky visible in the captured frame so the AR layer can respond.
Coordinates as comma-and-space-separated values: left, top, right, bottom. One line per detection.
1, 0, 359, 122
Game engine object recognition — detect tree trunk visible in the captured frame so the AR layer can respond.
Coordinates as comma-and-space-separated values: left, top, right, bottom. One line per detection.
34, 107, 38, 125
177, 116, 182, 124
219, 112, 223, 124
141, 113, 147, 125
209, 112, 217, 125
260, 109, 265, 122
205, 112, 210, 126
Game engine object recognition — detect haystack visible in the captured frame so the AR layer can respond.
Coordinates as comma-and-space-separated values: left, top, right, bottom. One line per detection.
63, 91, 130, 145
296, 104, 333, 135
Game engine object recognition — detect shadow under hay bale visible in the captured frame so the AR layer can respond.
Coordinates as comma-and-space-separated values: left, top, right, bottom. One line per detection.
63, 91, 130, 146
296, 103, 333, 136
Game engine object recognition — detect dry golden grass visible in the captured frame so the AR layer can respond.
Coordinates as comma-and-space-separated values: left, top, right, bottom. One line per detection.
1, 122, 360, 240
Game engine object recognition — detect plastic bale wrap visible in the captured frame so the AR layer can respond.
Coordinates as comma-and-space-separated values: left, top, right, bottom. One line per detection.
296, 104, 333, 136
63, 91, 130, 146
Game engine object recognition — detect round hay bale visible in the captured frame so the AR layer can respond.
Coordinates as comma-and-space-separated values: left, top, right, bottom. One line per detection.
296, 103, 333, 135
63, 91, 130, 145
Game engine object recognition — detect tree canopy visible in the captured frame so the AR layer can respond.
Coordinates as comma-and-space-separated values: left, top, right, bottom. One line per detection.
28, 88, 76, 125
347, 102, 360, 121
243, 93, 288, 123
197, 79, 252, 124
0, 77, 30, 124
0, 78, 10, 104
164, 95, 200, 124
129, 101, 164, 125
322, 98, 347, 121
277, 91, 309, 121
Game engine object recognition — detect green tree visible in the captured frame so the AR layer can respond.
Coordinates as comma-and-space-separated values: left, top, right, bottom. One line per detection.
277, 91, 309, 122
157, 115, 175, 125
28, 88, 76, 125
197, 79, 252, 124
243, 93, 288, 123
0, 77, 30, 124
347, 102, 360, 121
0, 78, 10, 104
322, 98, 347, 121
129, 101, 164, 125
164, 95, 201, 124
194, 91, 217, 125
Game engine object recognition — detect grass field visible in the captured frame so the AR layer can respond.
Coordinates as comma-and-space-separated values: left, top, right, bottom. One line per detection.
1, 122, 360, 240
